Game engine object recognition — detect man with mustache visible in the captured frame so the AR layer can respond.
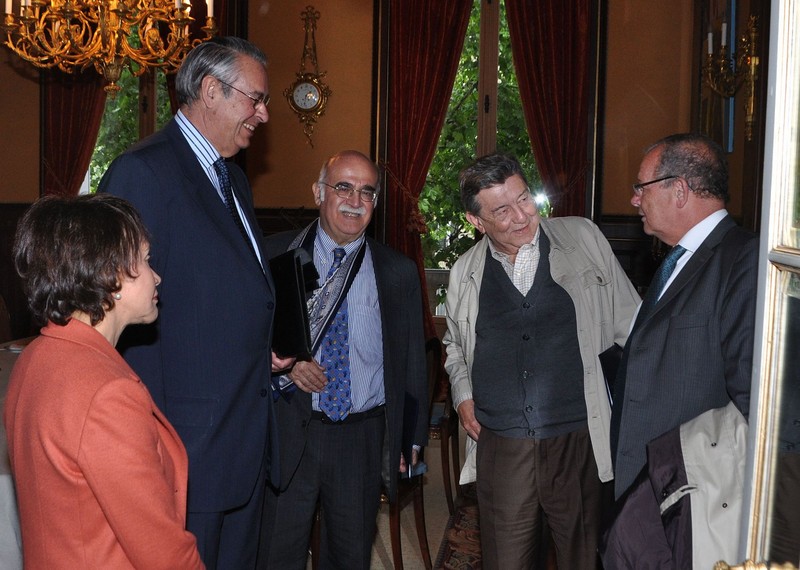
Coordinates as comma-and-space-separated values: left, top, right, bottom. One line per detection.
258, 150, 428, 569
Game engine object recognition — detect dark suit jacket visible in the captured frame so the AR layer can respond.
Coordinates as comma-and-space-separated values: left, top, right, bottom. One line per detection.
98, 118, 280, 512
265, 227, 428, 502
612, 215, 757, 498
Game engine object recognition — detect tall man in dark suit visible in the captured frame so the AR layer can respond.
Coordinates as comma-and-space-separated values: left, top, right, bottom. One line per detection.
99, 37, 293, 569
610, 133, 758, 499
259, 150, 428, 569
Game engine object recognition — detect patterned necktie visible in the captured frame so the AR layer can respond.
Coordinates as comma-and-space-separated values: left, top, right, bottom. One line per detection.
213, 158, 253, 249
319, 248, 352, 421
635, 245, 686, 326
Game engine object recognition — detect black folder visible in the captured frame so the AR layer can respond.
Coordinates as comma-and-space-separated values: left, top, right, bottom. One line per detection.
599, 343, 623, 406
400, 392, 427, 477
268, 248, 319, 359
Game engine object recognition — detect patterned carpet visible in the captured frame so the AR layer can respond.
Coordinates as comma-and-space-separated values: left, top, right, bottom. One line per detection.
434, 484, 481, 569
433, 483, 560, 570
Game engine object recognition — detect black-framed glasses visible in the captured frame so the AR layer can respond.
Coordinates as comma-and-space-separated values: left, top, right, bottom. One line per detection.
319, 181, 378, 203
217, 79, 270, 110
632, 175, 677, 196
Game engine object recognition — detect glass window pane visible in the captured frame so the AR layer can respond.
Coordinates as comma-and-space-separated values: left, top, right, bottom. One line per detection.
768, 0, 800, 252
420, 0, 540, 271
767, 270, 800, 564
750, 2, 800, 564
88, 69, 171, 193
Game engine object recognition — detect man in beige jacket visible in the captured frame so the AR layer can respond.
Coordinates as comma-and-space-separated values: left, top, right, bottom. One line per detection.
443, 153, 639, 569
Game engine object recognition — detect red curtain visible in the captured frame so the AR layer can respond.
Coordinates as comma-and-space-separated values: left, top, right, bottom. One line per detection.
387, 0, 471, 340
41, 71, 107, 196
506, 0, 592, 217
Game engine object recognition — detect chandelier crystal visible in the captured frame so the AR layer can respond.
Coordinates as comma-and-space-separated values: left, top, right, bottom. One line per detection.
1, 0, 217, 94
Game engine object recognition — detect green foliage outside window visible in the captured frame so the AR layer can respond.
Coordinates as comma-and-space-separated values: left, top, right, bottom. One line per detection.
419, 0, 541, 269
88, 69, 172, 193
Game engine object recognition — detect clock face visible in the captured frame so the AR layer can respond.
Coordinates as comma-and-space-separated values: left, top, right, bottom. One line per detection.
292, 81, 321, 111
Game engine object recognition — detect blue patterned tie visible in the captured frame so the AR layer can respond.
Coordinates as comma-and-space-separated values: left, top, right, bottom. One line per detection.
213, 158, 253, 249
319, 248, 352, 421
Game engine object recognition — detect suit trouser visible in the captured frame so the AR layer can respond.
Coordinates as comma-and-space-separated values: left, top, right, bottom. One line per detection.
261, 407, 385, 570
476, 427, 602, 570
186, 453, 267, 570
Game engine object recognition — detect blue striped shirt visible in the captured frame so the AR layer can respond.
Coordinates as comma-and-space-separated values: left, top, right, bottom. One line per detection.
312, 227, 385, 413
174, 111, 263, 266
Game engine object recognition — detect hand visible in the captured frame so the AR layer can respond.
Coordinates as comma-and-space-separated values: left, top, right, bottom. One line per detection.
457, 399, 481, 441
271, 352, 296, 373
399, 448, 420, 473
287, 360, 327, 393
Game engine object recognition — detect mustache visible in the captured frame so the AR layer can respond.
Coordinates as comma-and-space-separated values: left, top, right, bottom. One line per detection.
339, 204, 367, 216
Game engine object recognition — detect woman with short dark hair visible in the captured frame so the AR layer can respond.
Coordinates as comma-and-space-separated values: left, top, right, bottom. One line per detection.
5, 194, 204, 569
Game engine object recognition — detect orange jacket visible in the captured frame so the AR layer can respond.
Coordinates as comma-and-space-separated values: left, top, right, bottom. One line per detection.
4, 319, 203, 569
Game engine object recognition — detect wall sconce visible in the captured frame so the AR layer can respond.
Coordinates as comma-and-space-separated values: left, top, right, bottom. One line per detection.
703, 15, 760, 141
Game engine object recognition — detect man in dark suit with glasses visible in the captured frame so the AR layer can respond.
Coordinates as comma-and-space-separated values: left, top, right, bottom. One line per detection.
610, 133, 758, 500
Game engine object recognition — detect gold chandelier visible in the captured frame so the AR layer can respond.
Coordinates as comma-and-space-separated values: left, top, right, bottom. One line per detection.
1, 0, 217, 94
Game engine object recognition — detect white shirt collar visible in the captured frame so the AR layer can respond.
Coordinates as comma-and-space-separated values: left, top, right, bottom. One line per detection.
677, 209, 728, 253
487, 225, 541, 261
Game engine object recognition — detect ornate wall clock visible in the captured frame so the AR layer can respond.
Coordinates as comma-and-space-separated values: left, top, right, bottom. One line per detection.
284, 6, 332, 147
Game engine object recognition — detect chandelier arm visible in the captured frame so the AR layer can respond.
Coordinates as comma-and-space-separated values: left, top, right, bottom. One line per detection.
2, 0, 216, 92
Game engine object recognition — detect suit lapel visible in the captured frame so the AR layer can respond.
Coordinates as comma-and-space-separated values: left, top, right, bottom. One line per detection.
644, 215, 735, 321
227, 165, 275, 293
370, 239, 398, 311
164, 121, 270, 287
370, 240, 402, 372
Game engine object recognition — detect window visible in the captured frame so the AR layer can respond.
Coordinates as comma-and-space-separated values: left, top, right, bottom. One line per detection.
744, 1, 800, 564
419, 0, 541, 271
84, 70, 172, 194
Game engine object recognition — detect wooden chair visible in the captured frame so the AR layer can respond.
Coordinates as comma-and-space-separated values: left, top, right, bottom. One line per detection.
380, 456, 431, 570
426, 337, 461, 515
372, 337, 449, 570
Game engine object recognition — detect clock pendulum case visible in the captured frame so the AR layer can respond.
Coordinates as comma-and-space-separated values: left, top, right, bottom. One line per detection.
284, 5, 332, 147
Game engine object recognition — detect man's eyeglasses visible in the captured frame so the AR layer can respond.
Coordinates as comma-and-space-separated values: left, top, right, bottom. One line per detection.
632, 175, 677, 196
319, 182, 378, 203
217, 79, 270, 110
478, 190, 536, 224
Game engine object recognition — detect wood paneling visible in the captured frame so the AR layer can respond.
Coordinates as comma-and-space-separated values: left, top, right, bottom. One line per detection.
256, 207, 319, 237
0, 204, 34, 339
599, 215, 661, 293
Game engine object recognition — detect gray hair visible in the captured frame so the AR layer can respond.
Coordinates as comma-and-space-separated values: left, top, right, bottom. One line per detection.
176, 36, 267, 106
646, 133, 729, 202
459, 153, 530, 215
